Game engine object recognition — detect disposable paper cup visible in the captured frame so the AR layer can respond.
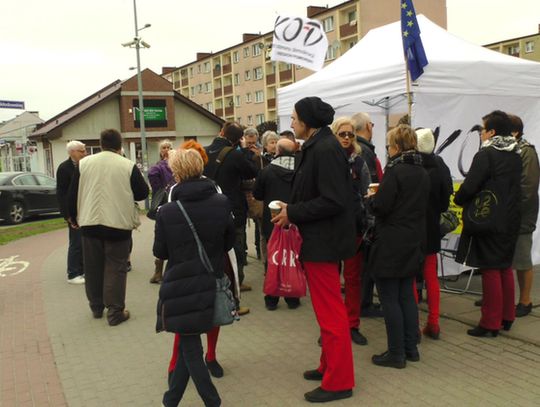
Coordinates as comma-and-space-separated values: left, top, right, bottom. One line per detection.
368, 183, 380, 194
268, 200, 283, 217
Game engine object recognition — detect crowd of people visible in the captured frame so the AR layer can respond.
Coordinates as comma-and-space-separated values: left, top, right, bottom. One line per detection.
57, 98, 539, 406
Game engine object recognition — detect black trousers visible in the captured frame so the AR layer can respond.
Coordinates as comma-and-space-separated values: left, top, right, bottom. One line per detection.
163, 334, 221, 407
67, 225, 83, 279
376, 276, 419, 357
81, 236, 130, 324
233, 224, 246, 284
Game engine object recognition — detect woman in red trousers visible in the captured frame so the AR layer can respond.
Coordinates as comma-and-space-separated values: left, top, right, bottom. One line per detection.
273, 97, 356, 403
331, 117, 371, 345
415, 128, 453, 339
454, 110, 521, 337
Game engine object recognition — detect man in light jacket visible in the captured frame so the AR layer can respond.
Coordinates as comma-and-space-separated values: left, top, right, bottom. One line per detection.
68, 129, 149, 326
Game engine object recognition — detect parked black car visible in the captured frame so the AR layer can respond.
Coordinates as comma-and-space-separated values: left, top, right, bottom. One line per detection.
0, 172, 59, 224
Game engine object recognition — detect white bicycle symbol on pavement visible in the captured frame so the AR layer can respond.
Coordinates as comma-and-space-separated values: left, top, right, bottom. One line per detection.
0, 255, 30, 277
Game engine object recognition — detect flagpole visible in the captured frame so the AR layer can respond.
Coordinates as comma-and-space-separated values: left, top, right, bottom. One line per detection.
404, 53, 413, 122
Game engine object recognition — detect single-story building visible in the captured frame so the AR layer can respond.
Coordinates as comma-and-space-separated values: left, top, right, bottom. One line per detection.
30, 69, 224, 177
0, 111, 44, 172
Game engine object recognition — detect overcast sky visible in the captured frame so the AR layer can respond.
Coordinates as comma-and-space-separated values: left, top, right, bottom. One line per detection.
1, 0, 539, 123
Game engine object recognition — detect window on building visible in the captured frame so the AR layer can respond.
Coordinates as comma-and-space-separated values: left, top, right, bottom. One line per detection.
235, 95, 241, 106
197, 84, 203, 93
207, 102, 213, 113
237, 117, 242, 125
233, 51, 240, 63
245, 70, 251, 80
189, 67, 194, 77
525, 41, 535, 53
243, 47, 250, 58
326, 45, 337, 61
85, 146, 102, 155
205, 82, 212, 93
234, 73, 240, 85
323, 16, 334, 32
203, 62, 210, 73
256, 114, 265, 125
255, 90, 264, 103
190, 86, 195, 96
254, 66, 263, 80
252, 43, 262, 56
197, 64, 201, 73
246, 93, 252, 103
348, 10, 357, 23
248, 115, 253, 125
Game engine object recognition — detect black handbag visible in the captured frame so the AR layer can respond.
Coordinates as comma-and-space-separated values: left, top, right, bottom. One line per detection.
462, 153, 508, 236
175, 200, 239, 326
147, 188, 168, 220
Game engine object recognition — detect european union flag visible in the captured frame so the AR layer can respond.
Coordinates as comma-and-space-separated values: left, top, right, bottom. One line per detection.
401, 0, 428, 81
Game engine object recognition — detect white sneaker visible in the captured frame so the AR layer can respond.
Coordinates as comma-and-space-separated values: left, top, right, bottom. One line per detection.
68, 275, 85, 285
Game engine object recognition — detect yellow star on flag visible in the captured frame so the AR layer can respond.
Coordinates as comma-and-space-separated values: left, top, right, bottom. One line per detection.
407, 20, 414, 27
403, 31, 409, 37
402, 2, 407, 9
407, 10, 413, 17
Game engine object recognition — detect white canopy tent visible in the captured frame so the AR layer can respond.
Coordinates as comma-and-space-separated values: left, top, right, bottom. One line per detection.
277, 16, 540, 268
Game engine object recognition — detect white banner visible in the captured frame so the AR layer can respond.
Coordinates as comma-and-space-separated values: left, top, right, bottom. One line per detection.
271, 16, 328, 71
414, 93, 540, 275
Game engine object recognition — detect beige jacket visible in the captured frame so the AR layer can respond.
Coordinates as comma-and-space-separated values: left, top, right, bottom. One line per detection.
77, 151, 140, 230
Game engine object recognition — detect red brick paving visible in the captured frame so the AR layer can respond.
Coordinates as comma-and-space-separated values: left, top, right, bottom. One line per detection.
0, 229, 68, 407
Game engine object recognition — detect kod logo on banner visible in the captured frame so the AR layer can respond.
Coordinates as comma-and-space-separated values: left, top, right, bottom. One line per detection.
271, 16, 328, 71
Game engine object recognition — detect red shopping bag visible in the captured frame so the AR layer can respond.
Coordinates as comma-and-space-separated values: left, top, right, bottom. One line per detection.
263, 224, 306, 298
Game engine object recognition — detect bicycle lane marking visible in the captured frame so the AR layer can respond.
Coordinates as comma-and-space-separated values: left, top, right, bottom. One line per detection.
0, 255, 30, 277
0, 228, 68, 406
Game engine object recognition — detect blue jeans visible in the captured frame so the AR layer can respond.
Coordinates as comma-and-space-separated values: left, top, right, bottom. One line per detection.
163, 334, 221, 407
67, 225, 83, 279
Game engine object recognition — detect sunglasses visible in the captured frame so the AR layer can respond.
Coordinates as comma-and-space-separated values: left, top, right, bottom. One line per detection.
337, 131, 355, 139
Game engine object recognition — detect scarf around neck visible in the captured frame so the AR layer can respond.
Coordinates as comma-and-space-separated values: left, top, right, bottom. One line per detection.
386, 150, 423, 169
482, 135, 520, 153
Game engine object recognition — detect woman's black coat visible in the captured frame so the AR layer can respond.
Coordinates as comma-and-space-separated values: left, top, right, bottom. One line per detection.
422, 154, 453, 254
454, 146, 521, 269
287, 127, 356, 262
367, 153, 430, 279
154, 178, 235, 334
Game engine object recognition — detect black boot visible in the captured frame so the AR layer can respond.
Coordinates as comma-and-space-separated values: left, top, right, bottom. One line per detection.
467, 325, 498, 337
304, 387, 352, 403
502, 320, 513, 331
350, 328, 368, 345
372, 351, 406, 369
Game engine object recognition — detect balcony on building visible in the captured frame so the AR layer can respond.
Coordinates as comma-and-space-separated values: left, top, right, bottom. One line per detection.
225, 106, 234, 116
340, 20, 358, 38
280, 69, 292, 82
267, 98, 276, 110
181, 78, 188, 86
223, 84, 233, 95
213, 65, 221, 77
174, 80, 180, 89
215, 108, 224, 117
214, 87, 222, 97
266, 73, 276, 85
223, 64, 232, 74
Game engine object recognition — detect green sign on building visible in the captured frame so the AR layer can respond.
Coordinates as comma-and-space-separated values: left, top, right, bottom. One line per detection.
134, 107, 167, 121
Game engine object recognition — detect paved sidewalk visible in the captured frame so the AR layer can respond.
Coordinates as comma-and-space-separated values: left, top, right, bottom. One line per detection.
1, 217, 540, 406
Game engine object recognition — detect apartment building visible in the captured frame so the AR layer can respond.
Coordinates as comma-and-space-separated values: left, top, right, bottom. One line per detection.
162, 0, 446, 126
485, 25, 540, 62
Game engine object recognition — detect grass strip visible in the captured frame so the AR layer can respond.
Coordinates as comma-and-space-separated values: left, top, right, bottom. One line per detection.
0, 217, 66, 245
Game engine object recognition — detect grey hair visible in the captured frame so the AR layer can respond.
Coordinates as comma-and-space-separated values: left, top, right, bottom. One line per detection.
351, 112, 371, 132
66, 140, 85, 153
244, 127, 259, 138
261, 131, 279, 147
159, 139, 173, 149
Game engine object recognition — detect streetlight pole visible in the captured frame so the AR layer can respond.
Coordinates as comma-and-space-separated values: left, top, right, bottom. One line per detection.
133, 0, 148, 181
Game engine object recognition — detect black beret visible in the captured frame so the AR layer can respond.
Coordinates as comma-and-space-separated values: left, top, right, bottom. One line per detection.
294, 97, 335, 129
